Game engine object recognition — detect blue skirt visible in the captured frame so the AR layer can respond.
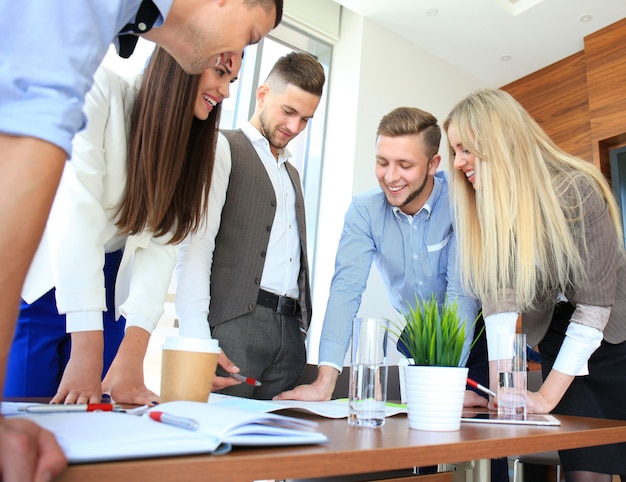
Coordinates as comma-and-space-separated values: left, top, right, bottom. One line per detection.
4, 250, 126, 397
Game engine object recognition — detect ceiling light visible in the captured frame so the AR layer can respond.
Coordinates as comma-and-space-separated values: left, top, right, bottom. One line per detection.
579, 14, 592, 22
500, 55, 512, 62
426, 8, 439, 16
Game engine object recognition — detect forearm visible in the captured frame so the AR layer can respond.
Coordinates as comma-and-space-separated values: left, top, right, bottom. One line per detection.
102, 326, 158, 405
109, 326, 150, 375
69, 330, 104, 371
534, 368, 575, 411
0, 134, 65, 392
316, 365, 340, 392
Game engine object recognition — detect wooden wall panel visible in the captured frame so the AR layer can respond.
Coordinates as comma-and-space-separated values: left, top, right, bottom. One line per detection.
500, 17, 626, 181
584, 18, 626, 176
502, 52, 592, 162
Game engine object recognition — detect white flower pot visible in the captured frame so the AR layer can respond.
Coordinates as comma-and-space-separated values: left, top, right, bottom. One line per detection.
403, 365, 468, 431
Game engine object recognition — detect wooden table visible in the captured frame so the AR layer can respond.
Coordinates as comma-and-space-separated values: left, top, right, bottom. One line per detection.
56, 412, 626, 482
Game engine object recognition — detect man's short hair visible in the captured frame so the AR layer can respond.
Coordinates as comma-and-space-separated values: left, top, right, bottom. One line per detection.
265, 51, 325, 97
377, 107, 441, 159
246, 0, 283, 28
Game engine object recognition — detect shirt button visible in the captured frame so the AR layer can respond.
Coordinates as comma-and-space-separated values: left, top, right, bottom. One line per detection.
248, 304, 255, 312
137, 22, 148, 31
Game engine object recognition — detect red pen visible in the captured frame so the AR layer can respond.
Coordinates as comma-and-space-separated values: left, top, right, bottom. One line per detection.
230, 373, 262, 386
466, 378, 497, 398
19, 403, 123, 413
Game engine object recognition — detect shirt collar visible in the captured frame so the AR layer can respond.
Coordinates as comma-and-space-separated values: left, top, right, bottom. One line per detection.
118, 0, 169, 58
241, 121, 293, 163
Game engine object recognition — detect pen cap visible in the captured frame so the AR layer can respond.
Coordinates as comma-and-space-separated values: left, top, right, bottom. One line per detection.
160, 337, 220, 403
162, 336, 221, 354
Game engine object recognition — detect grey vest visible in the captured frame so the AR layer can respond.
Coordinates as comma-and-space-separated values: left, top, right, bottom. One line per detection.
208, 129, 312, 333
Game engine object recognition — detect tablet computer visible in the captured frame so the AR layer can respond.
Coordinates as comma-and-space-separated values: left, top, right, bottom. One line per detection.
461, 411, 561, 426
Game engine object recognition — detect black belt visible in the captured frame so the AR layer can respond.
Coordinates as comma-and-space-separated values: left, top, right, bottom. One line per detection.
257, 289, 300, 316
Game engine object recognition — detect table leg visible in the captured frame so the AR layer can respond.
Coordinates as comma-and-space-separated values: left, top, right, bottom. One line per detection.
440, 459, 492, 482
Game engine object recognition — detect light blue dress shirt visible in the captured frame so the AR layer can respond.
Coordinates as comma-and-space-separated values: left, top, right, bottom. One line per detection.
318, 171, 479, 370
0, 0, 169, 156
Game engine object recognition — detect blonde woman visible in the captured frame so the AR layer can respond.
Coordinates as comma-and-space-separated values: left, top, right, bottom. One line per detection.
445, 88, 626, 482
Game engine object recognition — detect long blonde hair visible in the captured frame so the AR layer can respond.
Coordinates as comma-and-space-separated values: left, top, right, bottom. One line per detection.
443, 89, 623, 310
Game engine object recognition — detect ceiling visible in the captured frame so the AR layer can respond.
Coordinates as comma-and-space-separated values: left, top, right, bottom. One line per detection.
333, 0, 626, 87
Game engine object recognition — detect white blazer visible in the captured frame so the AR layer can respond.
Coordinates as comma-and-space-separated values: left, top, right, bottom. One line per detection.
23, 65, 177, 335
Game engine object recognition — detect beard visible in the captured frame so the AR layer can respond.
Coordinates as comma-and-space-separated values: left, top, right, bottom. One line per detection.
386, 173, 430, 210
258, 110, 292, 150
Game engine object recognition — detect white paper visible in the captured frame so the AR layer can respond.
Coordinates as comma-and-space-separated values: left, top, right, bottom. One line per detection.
15, 400, 328, 463
208, 394, 407, 418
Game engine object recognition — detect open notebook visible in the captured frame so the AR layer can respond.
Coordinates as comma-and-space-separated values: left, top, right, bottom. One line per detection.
11, 400, 328, 463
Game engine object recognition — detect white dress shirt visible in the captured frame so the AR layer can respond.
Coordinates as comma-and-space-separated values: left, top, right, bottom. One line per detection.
176, 122, 302, 338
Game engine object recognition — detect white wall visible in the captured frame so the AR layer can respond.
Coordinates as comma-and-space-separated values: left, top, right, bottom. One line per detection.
307, 8, 488, 365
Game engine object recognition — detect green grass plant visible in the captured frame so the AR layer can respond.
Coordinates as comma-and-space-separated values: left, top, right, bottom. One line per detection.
389, 294, 481, 367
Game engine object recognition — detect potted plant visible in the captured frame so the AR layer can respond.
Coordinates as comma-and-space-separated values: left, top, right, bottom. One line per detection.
389, 294, 479, 431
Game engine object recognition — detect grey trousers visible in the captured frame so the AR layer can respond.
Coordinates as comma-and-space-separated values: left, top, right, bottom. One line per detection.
212, 304, 306, 400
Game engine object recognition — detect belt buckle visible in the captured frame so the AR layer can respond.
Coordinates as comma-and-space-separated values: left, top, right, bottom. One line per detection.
277, 296, 297, 316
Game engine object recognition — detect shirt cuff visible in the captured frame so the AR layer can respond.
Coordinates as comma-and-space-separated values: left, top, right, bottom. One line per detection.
124, 314, 156, 334
319, 361, 343, 373
553, 322, 602, 376
178, 317, 212, 339
484, 312, 518, 361
65, 311, 103, 333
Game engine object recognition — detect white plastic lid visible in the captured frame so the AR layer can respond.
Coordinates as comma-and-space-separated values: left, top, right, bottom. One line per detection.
162, 336, 220, 353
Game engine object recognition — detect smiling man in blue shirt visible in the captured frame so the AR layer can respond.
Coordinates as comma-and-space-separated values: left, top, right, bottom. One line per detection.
277, 107, 486, 404
276, 107, 509, 480
0, 1, 282, 480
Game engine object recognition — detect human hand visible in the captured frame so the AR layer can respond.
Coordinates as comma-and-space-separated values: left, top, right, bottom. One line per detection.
273, 383, 332, 401
525, 390, 555, 414
212, 350, 241, 391
0, 416, 67, 482
274, 366, 338, 401
463, 389, 489, 408
101, 371, 159, 406
52, 332, 104, 404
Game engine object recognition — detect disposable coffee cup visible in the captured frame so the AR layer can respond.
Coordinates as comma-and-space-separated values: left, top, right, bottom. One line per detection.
160, 336, 220, 403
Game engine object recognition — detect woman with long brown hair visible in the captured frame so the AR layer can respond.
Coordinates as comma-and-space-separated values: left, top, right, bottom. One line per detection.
6, 46, 241, 405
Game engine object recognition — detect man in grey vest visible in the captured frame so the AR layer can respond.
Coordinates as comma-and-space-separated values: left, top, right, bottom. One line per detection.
176, 52, 325, 399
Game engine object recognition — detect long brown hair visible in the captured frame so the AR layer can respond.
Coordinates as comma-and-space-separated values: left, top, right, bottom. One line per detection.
116, 46, 220, 243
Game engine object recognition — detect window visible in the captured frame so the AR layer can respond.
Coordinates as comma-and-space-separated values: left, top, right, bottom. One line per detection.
102, 25, 331, 284
222, 26, 331, 280
610, 145, 626, 247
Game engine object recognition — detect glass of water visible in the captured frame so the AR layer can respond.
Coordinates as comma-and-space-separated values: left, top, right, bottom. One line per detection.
348, 317, 389, 428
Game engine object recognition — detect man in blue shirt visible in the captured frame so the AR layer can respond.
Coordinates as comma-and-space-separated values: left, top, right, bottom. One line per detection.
0, 1, 282, 480
277, 107, 509, 481
277, 107, 487, 406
